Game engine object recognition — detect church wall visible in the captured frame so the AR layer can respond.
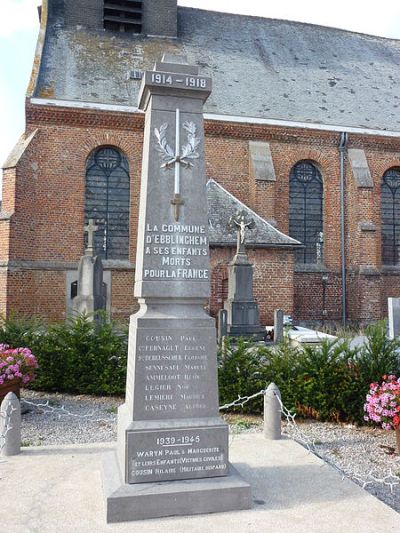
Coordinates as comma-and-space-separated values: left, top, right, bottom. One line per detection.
2, 102, 398, 325
4, 269, 65, 320
23, 118, 143, 263
65, 0, 103, 29
344, 137, 400, 324
110, 269, 138, 319
382, 272, 400, 317
0, 270, 8, 317
293, 270, 342, 325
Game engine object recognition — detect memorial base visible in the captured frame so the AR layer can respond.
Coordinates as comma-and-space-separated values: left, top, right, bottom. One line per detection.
103, 449, 252, 523
227, 325, 266, 342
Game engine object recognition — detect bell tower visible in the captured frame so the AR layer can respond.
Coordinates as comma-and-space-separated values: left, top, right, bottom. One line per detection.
64, 0, 177, 37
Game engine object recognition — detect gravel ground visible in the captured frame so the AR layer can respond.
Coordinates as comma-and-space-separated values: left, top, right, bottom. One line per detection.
18, 390, 400, 514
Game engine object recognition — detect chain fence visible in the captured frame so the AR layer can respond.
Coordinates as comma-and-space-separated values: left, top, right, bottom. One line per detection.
20, 398, 116, 424
219, 390, 266, 411
222, 387, 400, 496
1, 389, 399, 498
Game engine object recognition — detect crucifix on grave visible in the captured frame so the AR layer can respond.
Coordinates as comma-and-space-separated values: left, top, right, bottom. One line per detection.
155, 108, 200, 221
84, 218, 98, 256
72, 218, 106, 319
224, 209, 265, 340
229, 209, 256, 256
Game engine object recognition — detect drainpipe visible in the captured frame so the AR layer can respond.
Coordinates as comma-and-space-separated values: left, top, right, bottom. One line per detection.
339, 132, 348, 327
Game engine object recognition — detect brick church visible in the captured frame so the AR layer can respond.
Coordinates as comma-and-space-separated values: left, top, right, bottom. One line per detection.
2, 0, 400, 326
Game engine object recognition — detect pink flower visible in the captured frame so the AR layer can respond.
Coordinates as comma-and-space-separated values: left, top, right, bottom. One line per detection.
0, 345, 38, 387
364, 375, 400, 430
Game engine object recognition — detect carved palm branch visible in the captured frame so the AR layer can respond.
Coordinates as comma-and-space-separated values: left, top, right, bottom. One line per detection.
180, 121, 200, 167
154, 123, 175, 167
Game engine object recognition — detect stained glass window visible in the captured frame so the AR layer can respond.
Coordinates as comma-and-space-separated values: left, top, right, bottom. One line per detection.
381, 168, 400, 265
289, 161, 323, 264
85, 147, 130, 260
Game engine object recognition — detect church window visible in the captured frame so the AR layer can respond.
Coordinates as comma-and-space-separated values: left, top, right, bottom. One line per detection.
289, 161, 323, 264
85, 146, 130, 260
104, 0, 143, 33
381, 167, 400, 265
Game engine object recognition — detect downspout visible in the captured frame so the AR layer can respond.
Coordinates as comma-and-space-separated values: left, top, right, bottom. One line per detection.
339, 132, 348, 327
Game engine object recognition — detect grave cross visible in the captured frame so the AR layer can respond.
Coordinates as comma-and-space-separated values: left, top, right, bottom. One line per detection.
84, 219, 98, 256
229, 209, 256, 254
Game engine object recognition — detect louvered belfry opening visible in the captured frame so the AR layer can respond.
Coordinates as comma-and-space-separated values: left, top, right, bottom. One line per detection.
104, 0, 143, 33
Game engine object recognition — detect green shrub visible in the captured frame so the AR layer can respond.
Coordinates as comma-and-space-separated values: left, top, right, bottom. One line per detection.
0, 314, 128, 395
294, 339, 358, 421
344, 320, 400, 422
1, 314, 399, 423
217, 321, 400, 424
218, 337, 270, 413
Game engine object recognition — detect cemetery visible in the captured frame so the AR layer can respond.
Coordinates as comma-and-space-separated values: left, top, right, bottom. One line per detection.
1, 1, 400, 531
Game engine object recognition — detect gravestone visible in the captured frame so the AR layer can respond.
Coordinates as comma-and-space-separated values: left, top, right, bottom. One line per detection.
72, 219, 106, 319
217, 309, 228, 343
223, 210, 265, 340
274, 309, 284, 343
103, 56, 251, 522
388, 297, 400, 339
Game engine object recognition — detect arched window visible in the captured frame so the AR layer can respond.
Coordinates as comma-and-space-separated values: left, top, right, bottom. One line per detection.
381, 167, 400, 265
85, 146, 130, 260
289, 161, 323, 264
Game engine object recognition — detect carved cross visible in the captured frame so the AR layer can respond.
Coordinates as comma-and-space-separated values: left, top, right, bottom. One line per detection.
84, 219, 98, 256
172, 108, 184, 221
229, 209, 256, 254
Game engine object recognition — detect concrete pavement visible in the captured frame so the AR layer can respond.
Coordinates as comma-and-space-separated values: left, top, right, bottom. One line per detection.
1, 434, 398, 533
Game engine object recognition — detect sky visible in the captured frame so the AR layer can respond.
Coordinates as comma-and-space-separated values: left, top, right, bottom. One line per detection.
1, 0, 400, 176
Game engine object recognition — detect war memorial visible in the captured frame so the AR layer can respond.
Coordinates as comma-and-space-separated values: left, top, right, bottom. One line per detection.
102, 55, 251, 522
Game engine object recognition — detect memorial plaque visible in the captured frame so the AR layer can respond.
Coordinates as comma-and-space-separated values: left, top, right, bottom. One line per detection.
103, 55, 251, 522
127, 426, 228, 483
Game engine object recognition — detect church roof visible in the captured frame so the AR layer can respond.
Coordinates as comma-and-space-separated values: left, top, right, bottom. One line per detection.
32, 6, 400, 133
206, 179, 301, 248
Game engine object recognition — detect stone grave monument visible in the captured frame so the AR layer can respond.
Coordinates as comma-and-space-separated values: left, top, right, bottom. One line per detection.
274, 309, 284, 343
103, 55, 251, 522
223, 209, 265, 341
72, 219, 106, 319
388, 297, 400, 339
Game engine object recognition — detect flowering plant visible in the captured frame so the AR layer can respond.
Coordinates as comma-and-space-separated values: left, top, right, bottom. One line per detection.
0, 344, 38, 386
364, 375, 400, 430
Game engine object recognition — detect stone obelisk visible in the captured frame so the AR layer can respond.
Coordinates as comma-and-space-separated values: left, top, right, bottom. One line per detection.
103, 56, 251, 522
